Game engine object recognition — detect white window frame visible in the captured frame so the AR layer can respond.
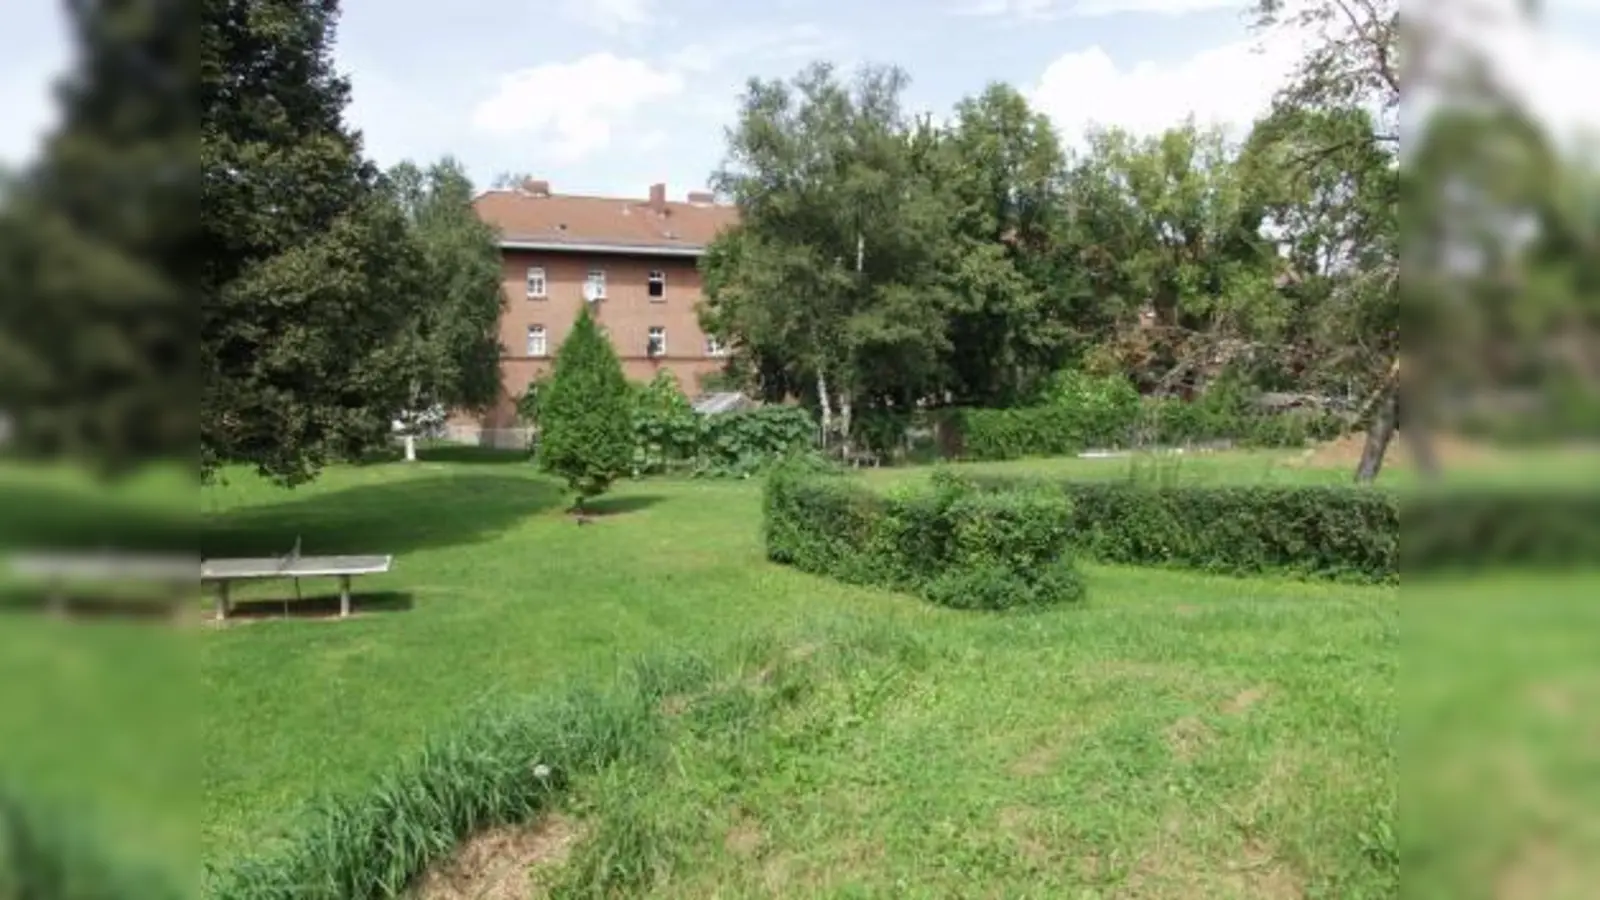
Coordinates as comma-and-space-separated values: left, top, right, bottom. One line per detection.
705, 335, 728, 357
586, 268, 607, 300
525, 266, 547, 299
647, 326, 667, 357
647, 269, 666, 301
526, 324, 548, 357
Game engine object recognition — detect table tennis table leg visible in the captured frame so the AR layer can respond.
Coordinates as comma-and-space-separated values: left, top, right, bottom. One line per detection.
339, 574, 351, 618
216, 580, 230, 621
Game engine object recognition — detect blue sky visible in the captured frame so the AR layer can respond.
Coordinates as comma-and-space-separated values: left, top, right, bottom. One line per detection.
2, 0, 1598, 199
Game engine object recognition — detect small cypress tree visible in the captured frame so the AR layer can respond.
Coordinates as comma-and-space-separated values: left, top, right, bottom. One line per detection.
536, 308, 633, 512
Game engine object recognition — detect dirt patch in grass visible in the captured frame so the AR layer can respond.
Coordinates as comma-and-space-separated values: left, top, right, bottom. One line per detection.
724, 813, 765, 858
1165, 716, 1215, 763
1124, 829, 1304, 899
1495, 837, 1596, 900
411, 814, 585, 900
997, 806, 1056, 866
1223, 686, 1271, 716
1009, 742, 1061, 778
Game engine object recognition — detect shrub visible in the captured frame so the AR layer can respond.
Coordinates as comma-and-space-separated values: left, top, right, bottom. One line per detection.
694, 405, 816, 478
536, 308, 634, 509
944, 472, 1397, 583
1403, 487, 1600, 574
763, 467, 1084, 609
630, 371, 700, 476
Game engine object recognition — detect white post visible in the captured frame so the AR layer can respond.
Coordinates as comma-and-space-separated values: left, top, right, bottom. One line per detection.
216, 581, 230, 621
403, 433, 417, 462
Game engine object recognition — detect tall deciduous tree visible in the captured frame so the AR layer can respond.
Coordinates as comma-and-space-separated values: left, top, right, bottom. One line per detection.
201, 0, 431, 485
1252, 0, 1403, 480
705, 63, 956, 444
0, 0, 194, 472
536, 307, 633, 512
1066, 123, 1284, 396
938, 84, 1083, 405
383, 158, 505, 461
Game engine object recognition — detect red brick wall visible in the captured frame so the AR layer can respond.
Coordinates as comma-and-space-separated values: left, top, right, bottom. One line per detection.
468, 250, 726, 430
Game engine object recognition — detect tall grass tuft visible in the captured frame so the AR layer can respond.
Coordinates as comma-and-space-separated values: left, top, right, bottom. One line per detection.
207, 686, 663, 900
208, 623, 929, 900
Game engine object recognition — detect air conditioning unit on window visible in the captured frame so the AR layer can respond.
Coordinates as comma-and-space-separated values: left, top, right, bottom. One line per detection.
582, 281, 602, 304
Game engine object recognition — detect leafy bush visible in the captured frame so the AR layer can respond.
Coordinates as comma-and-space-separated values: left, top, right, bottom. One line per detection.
942, 471, 1397, 583
630, 371, 701, 476
763, 466, 1084, 609
0, 788, 184, 900
535, 308, 634, 508
694, 405, 816, 477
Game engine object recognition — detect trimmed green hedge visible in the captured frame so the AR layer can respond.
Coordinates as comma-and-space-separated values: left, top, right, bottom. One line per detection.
950, 402, 1346, 462
763, 467, 1085, 610
940, 473, 1600, 581
1404, 488, 1600, 573
937, 471, 1397, 583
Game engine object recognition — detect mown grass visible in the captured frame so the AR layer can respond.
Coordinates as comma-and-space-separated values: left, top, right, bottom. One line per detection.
0, 445, 1434, 896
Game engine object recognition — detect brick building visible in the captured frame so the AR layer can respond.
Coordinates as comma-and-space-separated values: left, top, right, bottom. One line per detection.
457, 179, 739, 446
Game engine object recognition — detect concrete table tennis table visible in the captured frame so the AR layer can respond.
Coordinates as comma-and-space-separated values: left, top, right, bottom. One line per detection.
201, 555, 393, 620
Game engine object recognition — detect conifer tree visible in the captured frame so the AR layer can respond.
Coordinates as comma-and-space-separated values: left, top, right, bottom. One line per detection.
535, 308, 633, 513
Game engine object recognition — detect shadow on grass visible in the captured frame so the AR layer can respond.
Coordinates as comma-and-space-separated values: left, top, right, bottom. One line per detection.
201, 473, 564, 558
0, 587, 190, 622
221, 590, 415, 622
353, 444, 532, 466
0, 484, 196, 554
579, 494, 666, 517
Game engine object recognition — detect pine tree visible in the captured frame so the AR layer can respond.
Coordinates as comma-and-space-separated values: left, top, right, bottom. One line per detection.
535, 308, 633, 513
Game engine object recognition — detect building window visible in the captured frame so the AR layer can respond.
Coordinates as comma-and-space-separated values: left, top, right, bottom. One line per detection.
525, 267, 546, 299
647, 270, 666, 300
526, 325, 547, 357
705, 336, 728, 357
647, 326, 666, 357
585, 268, 607, 300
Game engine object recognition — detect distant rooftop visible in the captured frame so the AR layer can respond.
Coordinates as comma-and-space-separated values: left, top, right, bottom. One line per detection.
474, 179, 738, 256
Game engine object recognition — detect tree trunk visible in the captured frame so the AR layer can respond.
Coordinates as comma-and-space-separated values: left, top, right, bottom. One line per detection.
1355, 387, 1398, 483
816, 369, 833, 449
403, 433, 417, 462
839, 390, 853, 455
1398, 389, 1442, 480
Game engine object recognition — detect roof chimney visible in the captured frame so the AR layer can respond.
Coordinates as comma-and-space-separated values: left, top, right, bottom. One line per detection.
648, 182, 666, 213
521, 178, 550, 197
687, 190, 715, 206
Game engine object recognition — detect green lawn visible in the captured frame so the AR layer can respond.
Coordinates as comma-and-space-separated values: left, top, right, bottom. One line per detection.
201, 451, 1392, 894
29, 445, 1598, 896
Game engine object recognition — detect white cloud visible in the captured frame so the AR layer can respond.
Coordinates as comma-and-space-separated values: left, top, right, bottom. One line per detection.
951, 0, 1063, 17
1028, 32, 1303, 146
667, 23, 838, 74
469, 53, 684, 161
561, 0, 653, 35
952, 0, 1240, 18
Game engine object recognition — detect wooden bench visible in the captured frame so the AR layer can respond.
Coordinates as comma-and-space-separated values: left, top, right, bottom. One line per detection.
201, 555, 393, 620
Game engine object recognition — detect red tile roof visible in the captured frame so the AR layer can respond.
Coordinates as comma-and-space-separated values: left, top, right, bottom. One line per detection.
474, 184, 739, 254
